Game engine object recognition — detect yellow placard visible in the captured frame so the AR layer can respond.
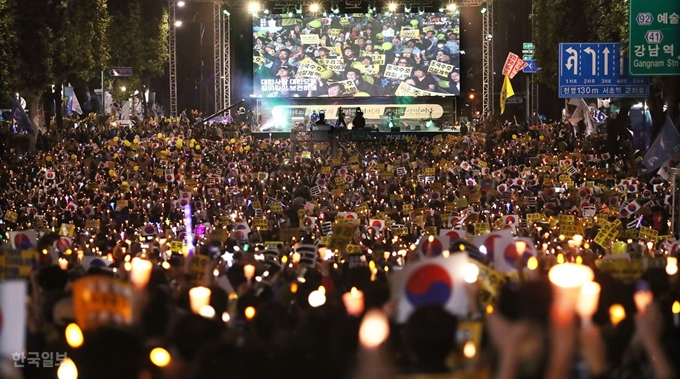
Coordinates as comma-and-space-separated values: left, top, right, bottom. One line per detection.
346, 244, 362, 254
191, 254, 210, 281
557, 214, 575, 225
474, 222, 491, 235
169, 241, 185, 253
0, 249, 36, 280
72, 276, 133, 330
60, 223, 75, 237
595, 259, 644, 284
85, 220, 101, 230
393, 227, 409, 236
252, 218, 269, 229
330, 223, 357, 249
4, 210, 18, 223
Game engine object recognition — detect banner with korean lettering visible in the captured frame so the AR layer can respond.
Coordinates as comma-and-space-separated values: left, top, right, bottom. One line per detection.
502, 52, 528, 79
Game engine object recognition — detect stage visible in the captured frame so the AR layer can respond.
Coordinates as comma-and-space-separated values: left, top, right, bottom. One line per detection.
251, 127, 462, 140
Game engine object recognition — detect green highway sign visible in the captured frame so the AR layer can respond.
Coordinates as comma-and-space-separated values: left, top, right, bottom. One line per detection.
523, 54, 533, 61
629, 0, 680, 75
522, 42, 534, 54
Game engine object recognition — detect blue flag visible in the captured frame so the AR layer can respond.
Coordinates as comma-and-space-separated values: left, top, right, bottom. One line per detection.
641, 117, 680, 174
11, 98, 35, 136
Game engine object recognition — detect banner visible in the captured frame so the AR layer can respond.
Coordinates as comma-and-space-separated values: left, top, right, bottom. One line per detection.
502, 52, 528, 79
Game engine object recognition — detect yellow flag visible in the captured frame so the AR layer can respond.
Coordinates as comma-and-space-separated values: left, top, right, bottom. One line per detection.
500, 75, 515, 114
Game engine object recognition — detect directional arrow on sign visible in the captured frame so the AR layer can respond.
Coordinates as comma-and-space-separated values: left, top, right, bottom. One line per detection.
584, 47, 596, 75
603, 47, 611, 75
565, 47, 578, 74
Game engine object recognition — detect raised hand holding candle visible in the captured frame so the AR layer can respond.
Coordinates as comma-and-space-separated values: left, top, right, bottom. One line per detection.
548, 263, 594, 324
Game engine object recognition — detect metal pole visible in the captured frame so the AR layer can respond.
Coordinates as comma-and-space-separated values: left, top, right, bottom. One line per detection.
525, 74, 530, 123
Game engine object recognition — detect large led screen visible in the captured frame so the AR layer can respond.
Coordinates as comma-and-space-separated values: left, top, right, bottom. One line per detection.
253, 12, 461, 98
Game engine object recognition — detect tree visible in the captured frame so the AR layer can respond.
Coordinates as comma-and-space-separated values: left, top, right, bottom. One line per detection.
0, 0, 18, 101
533, 0, 678, 127
106, 0, 168, 111
7, 0, 110, 131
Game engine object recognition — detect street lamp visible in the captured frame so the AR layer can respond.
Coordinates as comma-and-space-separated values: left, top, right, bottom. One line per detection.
177, 1, 185, 7
174, 20, 183, 27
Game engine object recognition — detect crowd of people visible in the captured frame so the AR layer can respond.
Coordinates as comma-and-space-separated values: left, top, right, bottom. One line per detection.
253, 12, 461, 97
1, 112, 680, 379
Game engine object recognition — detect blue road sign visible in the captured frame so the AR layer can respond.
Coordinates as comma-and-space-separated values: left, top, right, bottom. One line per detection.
522, 60, 539, 73
558, 43, 650, 98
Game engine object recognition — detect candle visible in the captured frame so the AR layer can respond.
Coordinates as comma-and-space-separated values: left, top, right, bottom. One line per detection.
359, 309, 389, 349
609, 304, 626, 327
633, 290, 653, 315
308, 288, 326, 308
673, 301, 680, 328
548, 263, 594, 324
189, 286, 211, 314
243, 264, 256, 283
292, 252, 301, 264
58, 257, 69, 271
666, 257, 678, 276
576, 281, 601, 326
573, 234, 583, 247
647, 241, 655, 254
130, 258, 153, 289
343, 287, 364, 316
463, 262, 480, 283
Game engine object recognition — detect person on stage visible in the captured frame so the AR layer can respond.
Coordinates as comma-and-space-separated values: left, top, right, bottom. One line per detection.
336, 107, 347, 128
